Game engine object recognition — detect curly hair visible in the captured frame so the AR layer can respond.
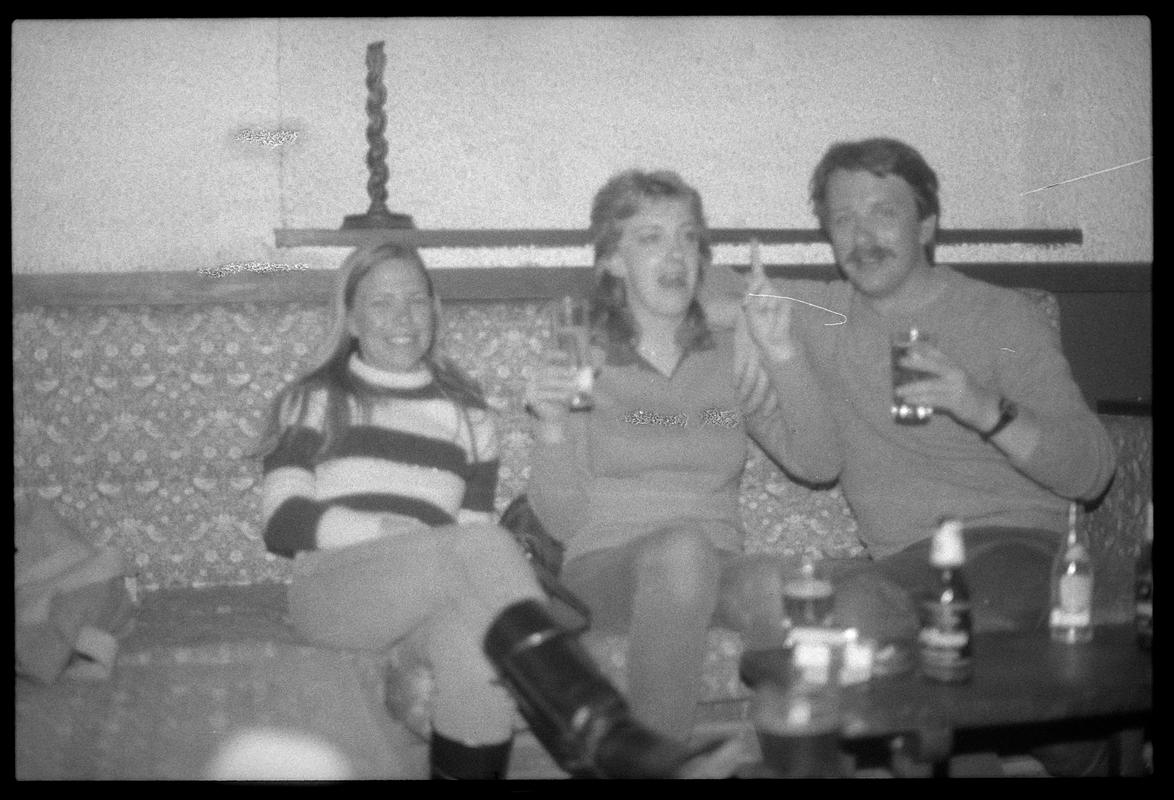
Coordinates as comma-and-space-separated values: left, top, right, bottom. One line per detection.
587, 169, 713, 355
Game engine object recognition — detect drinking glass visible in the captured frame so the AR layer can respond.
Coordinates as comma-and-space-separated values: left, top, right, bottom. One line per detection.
553, 295, 595, 412
782, 557, 835, 629
891, 327, 936, 424
752, 654, 845, 778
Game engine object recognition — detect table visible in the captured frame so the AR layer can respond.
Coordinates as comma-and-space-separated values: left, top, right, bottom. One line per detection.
740, 624, 1152, 776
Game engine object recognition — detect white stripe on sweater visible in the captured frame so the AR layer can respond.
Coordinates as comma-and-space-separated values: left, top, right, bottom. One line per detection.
261, 465, 317, 522
315, 456, 468, 511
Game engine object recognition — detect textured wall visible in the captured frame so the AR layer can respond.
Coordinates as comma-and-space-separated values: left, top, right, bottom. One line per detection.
12, 16, 1151, 274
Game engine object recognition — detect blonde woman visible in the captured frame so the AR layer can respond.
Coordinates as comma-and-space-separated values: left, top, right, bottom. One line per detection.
256, 241, 737, 779
526, 170, 840, 740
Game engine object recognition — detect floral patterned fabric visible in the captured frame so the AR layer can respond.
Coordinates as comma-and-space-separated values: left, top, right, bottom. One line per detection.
12, 299, 871, 589
12, 302, 543, 588
12, 293, 1150, 778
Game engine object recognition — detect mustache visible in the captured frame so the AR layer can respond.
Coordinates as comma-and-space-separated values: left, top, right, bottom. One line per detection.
845, 246, 895, 265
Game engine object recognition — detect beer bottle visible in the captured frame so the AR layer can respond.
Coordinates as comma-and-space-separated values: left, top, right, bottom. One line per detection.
917, 519, 973, 684
1136, 501, 1153, 650
1050, 503, 1094, 644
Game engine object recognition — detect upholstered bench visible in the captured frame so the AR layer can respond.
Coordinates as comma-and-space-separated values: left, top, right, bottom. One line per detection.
14, 296, 1150, 779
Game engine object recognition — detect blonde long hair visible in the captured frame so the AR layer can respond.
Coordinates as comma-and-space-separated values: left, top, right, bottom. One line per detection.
254, 241, 486, 462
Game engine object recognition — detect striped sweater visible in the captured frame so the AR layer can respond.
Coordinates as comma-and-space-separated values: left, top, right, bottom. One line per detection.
261, 354, 500, 557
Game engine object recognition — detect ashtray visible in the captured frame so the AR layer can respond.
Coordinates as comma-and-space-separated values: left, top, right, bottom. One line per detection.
785, 626, 875, 686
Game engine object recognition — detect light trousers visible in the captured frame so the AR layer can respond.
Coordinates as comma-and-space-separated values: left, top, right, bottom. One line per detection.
287, 524, 544, 745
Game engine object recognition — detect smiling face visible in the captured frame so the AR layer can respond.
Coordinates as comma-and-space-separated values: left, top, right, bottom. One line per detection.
345, 258, 435, 373
823, 168, 937, 303
603, 197, 703, 323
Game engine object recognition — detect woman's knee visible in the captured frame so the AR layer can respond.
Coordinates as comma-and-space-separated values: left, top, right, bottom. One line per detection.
633, 526, 720, 605
440, 524, 545, 613
717, 556, 787, 631
426, 612, 498, 680
445, 524, 535, 576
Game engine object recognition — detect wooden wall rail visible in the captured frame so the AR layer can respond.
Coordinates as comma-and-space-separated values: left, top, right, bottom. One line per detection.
11, 262, 1150, 307
273, 227, 1083, 249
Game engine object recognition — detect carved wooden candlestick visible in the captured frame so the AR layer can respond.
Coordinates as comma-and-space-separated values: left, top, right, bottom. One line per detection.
342, 41, 414, 230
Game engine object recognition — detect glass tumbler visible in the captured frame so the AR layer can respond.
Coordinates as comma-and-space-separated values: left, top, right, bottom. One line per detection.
553, 295, 595, 412
891, 327, 936, 424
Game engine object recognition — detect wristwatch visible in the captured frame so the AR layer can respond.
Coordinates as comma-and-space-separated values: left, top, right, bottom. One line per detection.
980, 396, 1019, 441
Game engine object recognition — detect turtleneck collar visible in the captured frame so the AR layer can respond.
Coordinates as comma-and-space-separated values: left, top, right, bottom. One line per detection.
347, 352, 433, 390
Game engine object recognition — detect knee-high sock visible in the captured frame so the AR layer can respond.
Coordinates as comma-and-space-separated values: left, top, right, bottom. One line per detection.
430, 732, 512, 780
427, 610, 518, 745
627, 534, 720, 738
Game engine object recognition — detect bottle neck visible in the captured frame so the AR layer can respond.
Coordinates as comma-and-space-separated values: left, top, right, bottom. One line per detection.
1062, 525, 1091, 558
935, 565, 967, 588
1066, 517, 1091, 544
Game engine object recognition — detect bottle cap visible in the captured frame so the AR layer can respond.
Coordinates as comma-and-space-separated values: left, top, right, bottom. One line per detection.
930, 519, 965, 567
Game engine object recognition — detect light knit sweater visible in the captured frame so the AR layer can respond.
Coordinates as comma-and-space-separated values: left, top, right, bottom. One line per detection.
528, 327, 840, 563
776, 267, 1116, 557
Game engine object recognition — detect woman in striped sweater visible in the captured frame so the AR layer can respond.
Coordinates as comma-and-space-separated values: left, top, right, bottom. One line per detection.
255, 242, 548, 778
257, 242, 746, 780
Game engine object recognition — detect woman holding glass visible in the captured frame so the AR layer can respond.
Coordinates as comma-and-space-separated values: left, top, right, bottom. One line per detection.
525, 169, 842, 740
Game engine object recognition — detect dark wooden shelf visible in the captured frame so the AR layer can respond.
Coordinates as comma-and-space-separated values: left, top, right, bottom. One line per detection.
12, 261, 1150, 307
1096, 400, 1153, 417
274, 227, 1083, 249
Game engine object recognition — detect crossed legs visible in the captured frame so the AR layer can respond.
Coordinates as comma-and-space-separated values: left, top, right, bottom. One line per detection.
286, 524, 545, 746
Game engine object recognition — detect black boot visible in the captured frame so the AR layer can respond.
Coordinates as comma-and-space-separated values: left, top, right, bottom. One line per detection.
484, 599, 710, 779
430, 732, 513, 779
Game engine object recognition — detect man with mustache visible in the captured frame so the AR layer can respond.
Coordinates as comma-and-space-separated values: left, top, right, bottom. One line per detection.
739, 137, 1116, 775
